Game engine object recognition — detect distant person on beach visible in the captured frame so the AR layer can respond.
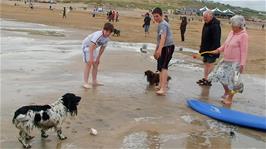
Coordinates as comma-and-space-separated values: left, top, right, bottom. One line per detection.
180, 16, 187, 42
143, 12, 151, 37
108, 10, 112, 22
92, 8, 96, 17
152, 7, 175, 96
109, 10, 115, 22
63, 7, 66, 18
208, 15, 248, 105
115, 11, 119, 22
197, 10, 221, 86
262, 24, 264, 30
30, 3, 33, 9
82, 23, 114, 89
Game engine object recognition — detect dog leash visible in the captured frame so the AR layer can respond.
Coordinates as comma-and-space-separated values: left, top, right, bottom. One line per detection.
168, 51, 220, 68
192, 51, 217, 59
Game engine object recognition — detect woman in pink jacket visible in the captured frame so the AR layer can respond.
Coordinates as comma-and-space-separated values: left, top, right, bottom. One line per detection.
209, 15, 248, 105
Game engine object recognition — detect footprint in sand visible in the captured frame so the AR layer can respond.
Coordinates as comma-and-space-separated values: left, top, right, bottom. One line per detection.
96, 119, 103, 122
71, 130, 77, 134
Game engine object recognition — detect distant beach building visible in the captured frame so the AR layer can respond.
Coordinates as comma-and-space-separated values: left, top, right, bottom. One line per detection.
222, 9, 235, 18
197, 6, 209, 15
212, 8, 223, 16
198, 6, 235, 18
175, 6, 235, 18
199, 6, 209, 12
175, 7, 198, 15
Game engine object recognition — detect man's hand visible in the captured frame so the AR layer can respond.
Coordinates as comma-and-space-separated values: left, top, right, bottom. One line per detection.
211, 49, 220, 54
154, 50, 161, 60
240, 65, 244, 73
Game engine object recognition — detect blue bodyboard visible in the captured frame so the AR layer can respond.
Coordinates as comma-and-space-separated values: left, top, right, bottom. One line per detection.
187, 99, 266, 131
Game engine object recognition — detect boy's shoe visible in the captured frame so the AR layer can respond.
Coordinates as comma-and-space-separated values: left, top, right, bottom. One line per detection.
198, 79, 212, 86
83, 83, 92, 89
205, 80, 212, 86
196, 78, 205, 84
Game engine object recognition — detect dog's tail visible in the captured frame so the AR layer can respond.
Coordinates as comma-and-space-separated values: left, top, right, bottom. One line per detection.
12, 115, 16, 124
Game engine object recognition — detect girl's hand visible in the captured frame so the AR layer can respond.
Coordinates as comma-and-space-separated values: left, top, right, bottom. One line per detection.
89, 60, 94, 65
95, 58, 100, 65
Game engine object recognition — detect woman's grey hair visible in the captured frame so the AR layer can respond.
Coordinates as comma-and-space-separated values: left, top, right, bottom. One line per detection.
230, 15, 246, 29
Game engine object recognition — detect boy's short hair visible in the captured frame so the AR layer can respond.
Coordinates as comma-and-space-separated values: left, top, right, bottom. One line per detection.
152, 7, 162, 16
103, 23, 114, 32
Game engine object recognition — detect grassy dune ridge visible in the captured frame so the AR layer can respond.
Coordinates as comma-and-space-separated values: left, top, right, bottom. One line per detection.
60, 0, 265, 19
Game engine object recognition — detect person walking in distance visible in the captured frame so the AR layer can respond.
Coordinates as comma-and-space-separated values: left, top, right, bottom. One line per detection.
180, 16, 187, 42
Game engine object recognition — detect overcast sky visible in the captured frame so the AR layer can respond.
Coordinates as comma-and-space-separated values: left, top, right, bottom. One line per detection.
211, 0, 266, 11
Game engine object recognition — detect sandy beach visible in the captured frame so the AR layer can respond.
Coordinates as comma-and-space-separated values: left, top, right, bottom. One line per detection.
1, 1, 266, 75
1, 1, 266, 149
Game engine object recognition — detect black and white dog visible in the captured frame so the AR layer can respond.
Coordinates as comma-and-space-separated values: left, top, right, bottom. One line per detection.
12, 93, 81, 148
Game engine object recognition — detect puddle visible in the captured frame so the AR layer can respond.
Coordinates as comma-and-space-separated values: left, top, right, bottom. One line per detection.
121, 131, 188, 149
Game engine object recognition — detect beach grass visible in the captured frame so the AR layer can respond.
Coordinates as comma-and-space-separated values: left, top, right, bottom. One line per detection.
61, 0, 266, 19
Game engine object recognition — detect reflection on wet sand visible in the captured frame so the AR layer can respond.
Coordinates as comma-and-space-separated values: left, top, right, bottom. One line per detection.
199, 86, 210, 100
186, 130, 232, 149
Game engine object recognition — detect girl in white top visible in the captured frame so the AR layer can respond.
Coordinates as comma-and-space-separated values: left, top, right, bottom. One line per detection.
82, 23, 114, 89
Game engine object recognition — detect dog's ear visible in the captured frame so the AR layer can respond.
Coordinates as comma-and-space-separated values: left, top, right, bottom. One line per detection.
62, 93, 75, 106
76, 96, 81, 103
62, 93, 72, 99
145, 70, 153, 76
144, 71, 148, 76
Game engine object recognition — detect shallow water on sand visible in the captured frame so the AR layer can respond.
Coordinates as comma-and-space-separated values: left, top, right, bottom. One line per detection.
1, 19, 266, 149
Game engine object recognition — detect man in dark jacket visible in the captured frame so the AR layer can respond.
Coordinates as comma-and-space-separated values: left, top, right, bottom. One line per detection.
143, 13, 151, 37
180, 16, 187, 42
197, 10, 221, 86
63, 7, 66, 18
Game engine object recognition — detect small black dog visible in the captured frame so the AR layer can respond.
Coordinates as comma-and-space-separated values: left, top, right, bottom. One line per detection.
113, 28, 120, 36
12, 93, 81, 148
144, 70, 171, 86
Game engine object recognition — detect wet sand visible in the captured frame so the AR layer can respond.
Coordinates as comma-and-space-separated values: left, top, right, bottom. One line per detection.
1, 1, 266, 75
1, 19, 266, 149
